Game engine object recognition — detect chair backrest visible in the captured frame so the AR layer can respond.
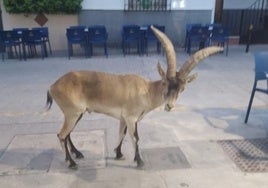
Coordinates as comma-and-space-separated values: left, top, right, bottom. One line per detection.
211, 26, 228, 39
254, 52, 268, 80
32, 27, 49, 38
0, 30, 21, 44
66, 28, 86, 42
13, 28, 29, 34
145, 25, 165, 40
24, 30, 44, 43
186, 23, 202, 33
122, 25, 140, 40
189, 26, 210, 39
205, 23, 222, 30
88, 25, 107, 41
69, 25, 86, 30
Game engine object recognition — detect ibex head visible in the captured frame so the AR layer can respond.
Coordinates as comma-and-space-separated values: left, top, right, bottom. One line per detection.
151, 26, 222, 111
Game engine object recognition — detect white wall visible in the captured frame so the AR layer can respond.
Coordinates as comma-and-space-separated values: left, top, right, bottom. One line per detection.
171, 0, 215, 10
82, 0, 215, 10
82, 0, 124, 10
223, 0, 259, 9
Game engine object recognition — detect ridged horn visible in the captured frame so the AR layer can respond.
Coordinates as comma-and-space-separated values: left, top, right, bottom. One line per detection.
178, 46, 223, 79
151, 25, 176, 79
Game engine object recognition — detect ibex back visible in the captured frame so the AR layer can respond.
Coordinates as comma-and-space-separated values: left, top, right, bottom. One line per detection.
47, 26, 222, 169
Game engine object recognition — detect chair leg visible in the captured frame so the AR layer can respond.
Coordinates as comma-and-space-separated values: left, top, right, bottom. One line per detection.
122, 41, 126, 56
41, 43, 46, 59
157, 41, 161, 54
225, 41, 229, 56
17, 45, 22, 61
244, 81, 257, 123
187, 40, 191, 55
47, 40, 52, 54
68, 43, 72, 59
104, 43, 108, 57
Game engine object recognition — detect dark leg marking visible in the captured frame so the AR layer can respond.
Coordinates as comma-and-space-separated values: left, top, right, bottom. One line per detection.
64, 137, 77, 169
133, 123, 144, 167
67, 113, 84, 159
115, 127, 127, 159
67, 134, 84, 159
75, 113, 83, 126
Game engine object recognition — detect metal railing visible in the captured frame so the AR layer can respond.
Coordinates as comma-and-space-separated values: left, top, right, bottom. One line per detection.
222, 0, 268, 43
124, 0, 171, 11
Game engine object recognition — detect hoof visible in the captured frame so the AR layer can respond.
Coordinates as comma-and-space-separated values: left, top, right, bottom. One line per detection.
115, 155, 125, 160
137, 160, 145, 169
114, 151, 125, 160
68, 162, 78, 170
75, 152, 84, 159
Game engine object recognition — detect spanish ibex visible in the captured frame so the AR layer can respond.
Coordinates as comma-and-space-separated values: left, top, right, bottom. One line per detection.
46, 26, 222, 169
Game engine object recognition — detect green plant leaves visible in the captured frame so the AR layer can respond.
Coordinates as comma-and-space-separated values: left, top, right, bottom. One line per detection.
3, 0, 83, 14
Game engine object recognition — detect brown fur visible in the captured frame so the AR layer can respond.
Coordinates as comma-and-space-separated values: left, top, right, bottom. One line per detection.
47, 26, 223, 169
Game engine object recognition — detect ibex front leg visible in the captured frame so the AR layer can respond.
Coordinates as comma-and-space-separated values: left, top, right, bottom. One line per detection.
126, 120, 144, 168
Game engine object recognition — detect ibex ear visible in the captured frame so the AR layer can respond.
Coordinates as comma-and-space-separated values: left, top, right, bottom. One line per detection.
157, 62, 166, 80
186, 73, 198, 83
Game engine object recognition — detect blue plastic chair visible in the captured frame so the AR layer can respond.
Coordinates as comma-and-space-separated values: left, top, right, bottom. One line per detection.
0, 30, 22, 60
32, 27, 52, 55
184, 23, 202, 52
122, 25, 141, 56
23, 29, 47, 59
144, 25, 165, 55
87, 25, 108, 57
66, 27, 88, 59
186, 26, 210, 54
210, 26, 229, 56
69, 25, 86, 30
244, 52, 268, 123
12, 28, 29, 60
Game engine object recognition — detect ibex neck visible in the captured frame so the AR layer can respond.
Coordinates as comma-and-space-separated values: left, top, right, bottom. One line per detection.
148, 80, 167, 111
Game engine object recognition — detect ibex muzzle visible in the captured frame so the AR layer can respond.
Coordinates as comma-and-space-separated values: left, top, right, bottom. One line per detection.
46, 25, 222, 169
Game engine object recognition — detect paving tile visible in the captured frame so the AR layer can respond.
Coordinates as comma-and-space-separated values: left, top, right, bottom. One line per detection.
142, 146, 191, 171
0, 130, 105, 175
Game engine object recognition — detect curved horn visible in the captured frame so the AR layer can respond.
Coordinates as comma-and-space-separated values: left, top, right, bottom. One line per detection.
151, 25, 176, 79
178, 46, 223, 79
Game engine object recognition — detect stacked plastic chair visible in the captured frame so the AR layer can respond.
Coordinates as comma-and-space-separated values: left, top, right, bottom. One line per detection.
0, 30, 23, 60
122, 25, 141, 56
87, 25, 108, 57
32, 27, 52, 55
186, 25, 210, 54
66, 26, 88, 59
210, 26, 229, 56
144, 25, 165, 55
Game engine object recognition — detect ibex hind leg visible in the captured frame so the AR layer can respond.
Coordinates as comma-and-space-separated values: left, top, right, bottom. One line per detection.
114, 118, 127, 160
58, 113, 83, 169
67, 134, 84, 159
